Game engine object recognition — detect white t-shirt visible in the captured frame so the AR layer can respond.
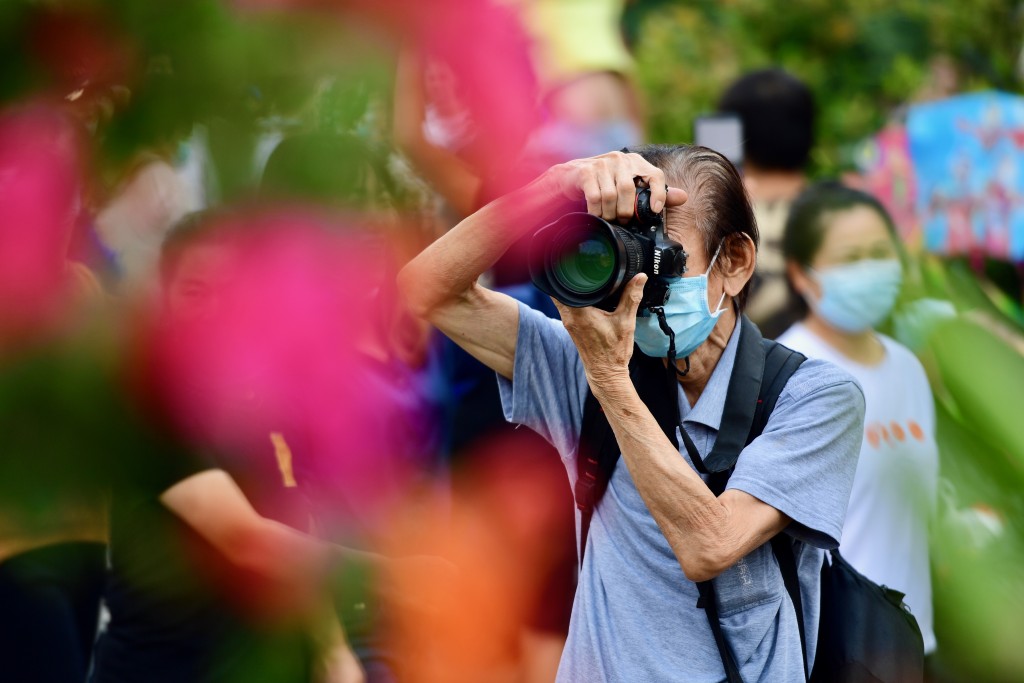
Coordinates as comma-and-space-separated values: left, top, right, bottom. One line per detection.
777, 322, 939, 653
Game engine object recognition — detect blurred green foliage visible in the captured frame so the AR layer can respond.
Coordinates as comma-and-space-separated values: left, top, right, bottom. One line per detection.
630, 0, 1024, 176
4, 1, 1020, 194
0, 0, 397, 200
901, 254, 1024, 681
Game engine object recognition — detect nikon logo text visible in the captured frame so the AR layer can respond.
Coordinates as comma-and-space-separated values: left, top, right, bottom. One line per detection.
653, 249, 662, 274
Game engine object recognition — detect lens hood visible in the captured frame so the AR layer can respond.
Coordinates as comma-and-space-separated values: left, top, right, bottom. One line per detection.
529, 212, 645, 311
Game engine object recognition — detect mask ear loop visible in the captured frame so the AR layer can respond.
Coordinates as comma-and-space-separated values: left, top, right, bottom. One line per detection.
710, 290, 727, 315
704, 241, 724, 276
706, 241, 728, 315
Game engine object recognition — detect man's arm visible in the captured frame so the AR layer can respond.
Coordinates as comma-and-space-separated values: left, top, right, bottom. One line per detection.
557, 275, 788, 582
594, 366, 788, 582
398, 152, 685, 379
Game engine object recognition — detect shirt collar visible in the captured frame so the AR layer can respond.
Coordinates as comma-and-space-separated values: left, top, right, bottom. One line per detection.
677, 318, 742, 432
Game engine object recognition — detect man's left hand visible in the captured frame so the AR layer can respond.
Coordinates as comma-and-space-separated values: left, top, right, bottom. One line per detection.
553, 273, 648, 389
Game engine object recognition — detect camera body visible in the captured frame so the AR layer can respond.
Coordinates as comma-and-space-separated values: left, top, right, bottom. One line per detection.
529, 186, 689, 312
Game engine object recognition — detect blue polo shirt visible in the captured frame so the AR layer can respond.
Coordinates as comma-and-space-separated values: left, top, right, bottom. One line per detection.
498, 303, 864, 682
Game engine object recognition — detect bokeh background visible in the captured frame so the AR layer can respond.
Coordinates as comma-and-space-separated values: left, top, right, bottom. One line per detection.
1, 1, 1023, 682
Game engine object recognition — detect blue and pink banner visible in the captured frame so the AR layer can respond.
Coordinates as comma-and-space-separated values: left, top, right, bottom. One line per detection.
858, 92, 1024, 263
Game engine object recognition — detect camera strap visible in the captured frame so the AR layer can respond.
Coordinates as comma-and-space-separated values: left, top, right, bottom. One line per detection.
649, 305, 691, 377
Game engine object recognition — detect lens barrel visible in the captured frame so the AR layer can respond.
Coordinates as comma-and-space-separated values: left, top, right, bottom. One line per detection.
529, 213, 646, 310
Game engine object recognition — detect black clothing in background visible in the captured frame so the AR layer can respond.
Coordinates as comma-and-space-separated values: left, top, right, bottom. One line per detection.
91, 434, 315, 683
0, 541, 106, 683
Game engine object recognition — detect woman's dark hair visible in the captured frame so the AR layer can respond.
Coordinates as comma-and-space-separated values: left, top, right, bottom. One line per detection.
627, 143, 759, 310
783, 181, 898, 268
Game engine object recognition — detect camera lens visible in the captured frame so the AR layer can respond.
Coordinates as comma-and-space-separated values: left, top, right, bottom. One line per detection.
530, 212, 646, 310
552, 232, 616, 294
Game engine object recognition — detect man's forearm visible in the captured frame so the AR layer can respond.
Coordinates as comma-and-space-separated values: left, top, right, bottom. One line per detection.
589, 373, 736, 582
398, 175, 559, 316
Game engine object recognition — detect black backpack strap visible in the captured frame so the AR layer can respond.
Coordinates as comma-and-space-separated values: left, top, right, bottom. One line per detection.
771, 534, 808, 681
678, 431, 744, 683
576, 389, 618, 564
749, 339, 807, 443
684, 322, 807, 683
755, 339, 810, 681
702, 316, 767, 473
697, 581, 745, 682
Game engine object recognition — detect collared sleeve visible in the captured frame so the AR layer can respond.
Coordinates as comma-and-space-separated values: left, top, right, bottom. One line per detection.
726, 358, 865, 549
496, 302, 590, 463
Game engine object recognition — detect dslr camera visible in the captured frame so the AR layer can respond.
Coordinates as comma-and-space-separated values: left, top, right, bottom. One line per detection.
529, 184, 689, 312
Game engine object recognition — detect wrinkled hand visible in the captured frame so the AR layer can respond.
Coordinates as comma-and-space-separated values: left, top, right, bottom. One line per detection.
553, 273, 648, 388
541, 150, 688, 222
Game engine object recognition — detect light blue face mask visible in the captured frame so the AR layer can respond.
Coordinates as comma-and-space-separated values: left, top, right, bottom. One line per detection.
808, 259, 902, 333
634, 243, 726, 360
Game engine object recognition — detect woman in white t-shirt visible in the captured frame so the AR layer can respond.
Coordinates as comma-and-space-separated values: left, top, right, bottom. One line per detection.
776, 182, 939, 655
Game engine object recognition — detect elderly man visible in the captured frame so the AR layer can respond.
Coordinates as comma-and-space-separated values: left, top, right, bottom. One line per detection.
399, 146, 864, 682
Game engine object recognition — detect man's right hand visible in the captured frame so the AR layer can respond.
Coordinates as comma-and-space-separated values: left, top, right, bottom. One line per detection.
539, 151, 688, 224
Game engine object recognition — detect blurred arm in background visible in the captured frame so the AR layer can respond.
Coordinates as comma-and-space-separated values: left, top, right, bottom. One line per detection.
393, 49, 483, 219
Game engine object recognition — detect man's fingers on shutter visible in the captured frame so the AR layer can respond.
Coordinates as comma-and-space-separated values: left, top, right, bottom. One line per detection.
666, 187, 688, 208
616, 173, 637, 221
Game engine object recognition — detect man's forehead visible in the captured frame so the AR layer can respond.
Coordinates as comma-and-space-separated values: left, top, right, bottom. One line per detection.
665, 207, 702, 249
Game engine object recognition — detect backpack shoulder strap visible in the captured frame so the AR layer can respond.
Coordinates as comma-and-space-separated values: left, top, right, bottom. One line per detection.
576, 386, 618, 564
702, 316, 766, 473
686, 322, 806, 683
754, 337, 810, 681
750, 338, 807, 445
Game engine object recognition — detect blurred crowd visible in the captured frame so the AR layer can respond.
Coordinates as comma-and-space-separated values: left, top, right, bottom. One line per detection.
1, 1, 1023, 683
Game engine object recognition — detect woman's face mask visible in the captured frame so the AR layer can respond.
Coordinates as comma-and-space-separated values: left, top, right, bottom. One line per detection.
807, 259, 902, 333
634, 242, 726, 358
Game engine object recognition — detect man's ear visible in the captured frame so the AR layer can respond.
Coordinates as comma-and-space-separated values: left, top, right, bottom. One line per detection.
719, 233, 757, 299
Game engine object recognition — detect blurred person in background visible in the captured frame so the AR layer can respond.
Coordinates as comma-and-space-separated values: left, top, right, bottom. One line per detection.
716, 68, 815, 338
92, 214, 358, 683
261, 132, 445, 682
511, 0, 644, 165
393, 0, 643, 255
93, 151, 201, 295
776, 182, 939, 661
0, 104, 109, 683
90, 212, 450, 683
391, 0, 538, 225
